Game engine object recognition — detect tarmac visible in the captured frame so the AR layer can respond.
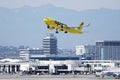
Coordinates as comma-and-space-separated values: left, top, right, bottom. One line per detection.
0, 74, 116, 80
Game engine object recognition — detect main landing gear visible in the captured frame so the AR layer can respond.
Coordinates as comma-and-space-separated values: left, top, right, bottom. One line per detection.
47, 25, 50, 28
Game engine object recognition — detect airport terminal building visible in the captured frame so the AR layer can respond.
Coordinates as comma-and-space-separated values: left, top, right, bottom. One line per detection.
0, 58, 119, 75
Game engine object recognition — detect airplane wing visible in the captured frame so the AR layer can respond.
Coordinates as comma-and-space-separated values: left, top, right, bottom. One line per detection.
54, 20, 68, 31
54, 20, 67, 27
53, 20, 69, 33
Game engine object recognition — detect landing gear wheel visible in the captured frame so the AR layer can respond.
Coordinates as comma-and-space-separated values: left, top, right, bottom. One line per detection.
56, 31, 59, 33
61, 25, 64, 28
47, 25, 50, 28
65, 31, 67, 33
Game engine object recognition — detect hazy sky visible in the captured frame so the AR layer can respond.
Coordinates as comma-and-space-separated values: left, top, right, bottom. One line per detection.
0, 0, 120, 49
0, 0, 120, 10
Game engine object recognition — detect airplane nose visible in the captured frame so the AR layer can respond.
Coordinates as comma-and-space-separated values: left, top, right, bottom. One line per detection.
43, 18, 47, 22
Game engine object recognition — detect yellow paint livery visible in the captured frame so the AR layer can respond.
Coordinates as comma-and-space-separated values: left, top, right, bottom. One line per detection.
43, 17, 89, 34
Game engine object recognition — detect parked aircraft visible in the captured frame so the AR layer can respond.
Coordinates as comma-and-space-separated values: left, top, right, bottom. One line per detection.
95, 67, 120, 79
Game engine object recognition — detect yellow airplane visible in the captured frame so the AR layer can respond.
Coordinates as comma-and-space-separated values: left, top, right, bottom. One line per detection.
43, 17, 89, 34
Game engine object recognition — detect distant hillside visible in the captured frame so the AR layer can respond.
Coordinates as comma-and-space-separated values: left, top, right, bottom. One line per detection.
0, 4, 120, 49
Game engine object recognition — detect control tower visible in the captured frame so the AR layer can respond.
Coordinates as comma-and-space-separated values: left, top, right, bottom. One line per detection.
43, 33, 57, 55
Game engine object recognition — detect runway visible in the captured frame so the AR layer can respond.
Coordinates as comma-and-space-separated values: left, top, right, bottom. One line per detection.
0, 74, 115, 80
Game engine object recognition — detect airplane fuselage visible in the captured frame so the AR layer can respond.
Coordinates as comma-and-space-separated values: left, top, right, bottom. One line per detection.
67, 28, 83, 34
43, 17, 86, 34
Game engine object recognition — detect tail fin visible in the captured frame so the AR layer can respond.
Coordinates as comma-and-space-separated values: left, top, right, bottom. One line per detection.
79, 22, 84, 27
78, 22, 84, 31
